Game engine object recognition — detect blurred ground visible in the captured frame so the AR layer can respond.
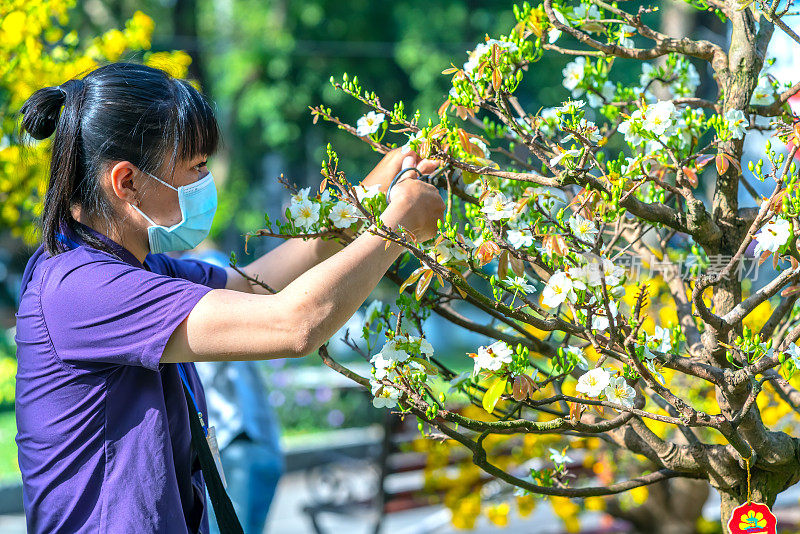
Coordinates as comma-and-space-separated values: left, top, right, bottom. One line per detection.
0, 467, 581, 534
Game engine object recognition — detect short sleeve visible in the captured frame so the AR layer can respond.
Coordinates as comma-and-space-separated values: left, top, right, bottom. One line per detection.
40, 249, 214, 371
144, 254, 228, 289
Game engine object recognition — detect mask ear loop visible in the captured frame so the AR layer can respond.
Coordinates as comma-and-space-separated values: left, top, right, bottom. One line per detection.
144, 171, 179, 192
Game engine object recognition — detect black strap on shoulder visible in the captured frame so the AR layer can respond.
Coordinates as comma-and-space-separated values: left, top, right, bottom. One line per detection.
182, 382, 244, 534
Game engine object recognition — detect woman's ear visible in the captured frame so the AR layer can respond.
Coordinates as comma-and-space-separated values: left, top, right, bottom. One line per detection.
107, 161, 139, 204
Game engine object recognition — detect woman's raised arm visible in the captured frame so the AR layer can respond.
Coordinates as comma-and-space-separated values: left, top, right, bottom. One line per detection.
161, 177, 444, 363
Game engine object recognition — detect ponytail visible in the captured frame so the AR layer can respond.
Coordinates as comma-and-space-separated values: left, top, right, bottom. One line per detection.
21, 79, 95, 255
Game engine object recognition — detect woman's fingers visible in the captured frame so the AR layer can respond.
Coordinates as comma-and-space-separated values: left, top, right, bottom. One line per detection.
418, 158, 441, 175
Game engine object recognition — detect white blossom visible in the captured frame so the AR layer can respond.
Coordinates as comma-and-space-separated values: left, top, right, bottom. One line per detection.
289, 198, 320, 230
542, 271, 579, 308
377, 338, 410, 363
586, 258, 624, 287
481, 191, 517, 221
643, 100, 675, 137
564, 345, 589, 370
473, 341, 514, 374
548, 8, 568, 43
649, 326, 672, 353
354, 183, 382, 202
549, 447, 573, 465
505, 275, 536, 294
645, 360, 665, 385
724, 109, 747, 140
587, 81, 615, 108
356, 111, 385, 137
433, 239, 469, 264
401, 130, 424, 154
364, 300, 384, 325
507, 228, 535, 249
604, 376, 636, 408
571, 3, 600, 19
463, 39, 518, 78
291, 187, 311, 204
576, 367, 610, 397
785, 343, 800, 367
577, 118, 602, 143
329, 201, 359, 229
618, 108, 644, 145
569, 214, 598, 242
549, 148, 581, 167
754, 216, 792, 256
371, 353, 396, 380
555, 99, 585, 114
751, 76, 775, 106
617, 24, 636, 49
562, 57, 586, 94
370, 379, 401, 408
404, 334, 434, 357
591, 300, 619, 331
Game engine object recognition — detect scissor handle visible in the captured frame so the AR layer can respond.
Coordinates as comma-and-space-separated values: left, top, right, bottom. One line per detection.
385, 165, 448, 204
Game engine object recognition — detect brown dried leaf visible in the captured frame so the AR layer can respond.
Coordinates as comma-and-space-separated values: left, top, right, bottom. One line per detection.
682, 166, 698, 188
498, 250, 509, 280
512, 376, 527, 401
695, 154, 714, 170
492, 68, 502, 91
476, 241, 501, 266
399, 267, 426, 294
781, 285, 800, 297
415, 269, 434, 301
419, 139, 431, 160
510, 254, 526, 278
715, 153, 729, 175
438, 99, 450, 117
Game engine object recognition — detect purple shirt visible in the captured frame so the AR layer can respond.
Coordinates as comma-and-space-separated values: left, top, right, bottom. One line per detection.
14, 223, 227, 533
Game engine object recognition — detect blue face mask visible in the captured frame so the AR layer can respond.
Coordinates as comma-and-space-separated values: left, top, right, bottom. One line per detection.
132, 170, 218, 254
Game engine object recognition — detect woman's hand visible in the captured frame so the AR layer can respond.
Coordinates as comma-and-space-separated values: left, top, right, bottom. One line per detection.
361, 147, 439, 192
381, 177, 445, 242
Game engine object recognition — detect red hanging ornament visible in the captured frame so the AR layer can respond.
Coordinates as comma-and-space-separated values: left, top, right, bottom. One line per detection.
727, 502, 776, 534
727, 454, 777, 534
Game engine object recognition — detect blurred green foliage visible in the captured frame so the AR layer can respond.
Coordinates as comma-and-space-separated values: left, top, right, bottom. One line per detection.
0, 329, 15, 410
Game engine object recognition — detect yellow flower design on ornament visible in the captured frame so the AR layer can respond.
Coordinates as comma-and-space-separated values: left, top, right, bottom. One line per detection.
738, 509, 767, 531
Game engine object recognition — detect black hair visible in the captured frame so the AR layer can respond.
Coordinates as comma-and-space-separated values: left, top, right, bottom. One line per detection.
19, 62, 220, 256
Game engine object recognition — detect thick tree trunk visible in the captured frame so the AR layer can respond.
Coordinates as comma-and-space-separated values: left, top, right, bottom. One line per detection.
717, 467, 791, 534
706, 5, 777, 534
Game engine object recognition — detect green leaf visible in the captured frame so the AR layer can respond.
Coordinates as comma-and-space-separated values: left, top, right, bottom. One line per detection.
482, 376, 508, 413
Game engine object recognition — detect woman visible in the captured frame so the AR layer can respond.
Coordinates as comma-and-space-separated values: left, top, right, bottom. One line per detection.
14, 62, 443, 533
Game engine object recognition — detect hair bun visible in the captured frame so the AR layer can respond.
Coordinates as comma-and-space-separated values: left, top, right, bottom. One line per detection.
20, 84, 71, 140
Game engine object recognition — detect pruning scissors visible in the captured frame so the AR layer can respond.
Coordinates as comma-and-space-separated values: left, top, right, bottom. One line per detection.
385, 164, 450, 204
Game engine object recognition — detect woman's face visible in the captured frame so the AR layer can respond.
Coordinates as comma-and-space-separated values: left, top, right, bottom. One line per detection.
135, 154, 209, 227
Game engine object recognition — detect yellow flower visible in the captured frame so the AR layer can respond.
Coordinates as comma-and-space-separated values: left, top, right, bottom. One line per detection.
738, 509, 766, 530
1, 11, 27, 47
629, 486, 649, 505
486, 502, 510, 527
584, 496, 606, 511
516, 495, 536, 517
